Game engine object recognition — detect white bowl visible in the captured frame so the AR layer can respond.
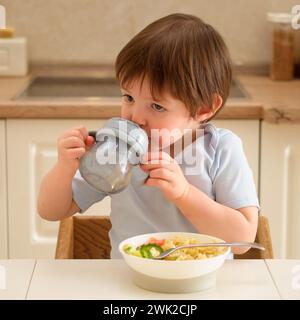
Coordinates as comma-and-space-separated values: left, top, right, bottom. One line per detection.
118, 232, 231, 293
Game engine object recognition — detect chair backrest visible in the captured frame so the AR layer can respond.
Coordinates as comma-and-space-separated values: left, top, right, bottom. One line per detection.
55, 215, 273, 259
55, 215, 112, 259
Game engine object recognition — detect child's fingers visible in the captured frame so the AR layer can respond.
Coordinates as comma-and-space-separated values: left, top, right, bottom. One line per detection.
73, 126, 88, 141
60, 126, 89, 142
140, 161, 176, 172
60, 129, 82, 140
148, 168, 173, 182
65, 147, 86, 159
60, 136, 85, 149
142, 151, 174, 163
85, 136, 95, 149
144, 178, 170, 190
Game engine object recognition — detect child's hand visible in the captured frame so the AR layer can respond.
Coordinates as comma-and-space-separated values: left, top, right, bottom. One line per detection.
57, 126, 95, 171
140, 151, 190, 202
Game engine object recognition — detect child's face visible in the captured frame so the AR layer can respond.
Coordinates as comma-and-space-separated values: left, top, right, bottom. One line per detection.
120, 77, 208, 151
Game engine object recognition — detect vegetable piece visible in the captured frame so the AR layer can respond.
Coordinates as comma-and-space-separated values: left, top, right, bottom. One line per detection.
139, 243, 164, 258
145, 237, 165, 246
123, 244, 142, 257
123, 244, 134, 254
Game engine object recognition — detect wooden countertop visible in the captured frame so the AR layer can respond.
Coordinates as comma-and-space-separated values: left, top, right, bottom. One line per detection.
237, 74, 300, 123
0, 65, 299, 122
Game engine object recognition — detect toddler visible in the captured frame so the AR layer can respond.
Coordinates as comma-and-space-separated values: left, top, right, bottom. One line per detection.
38, 13, 259, 258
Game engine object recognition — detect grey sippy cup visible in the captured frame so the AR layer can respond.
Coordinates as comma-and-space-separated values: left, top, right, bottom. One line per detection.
79, 117, 148, 194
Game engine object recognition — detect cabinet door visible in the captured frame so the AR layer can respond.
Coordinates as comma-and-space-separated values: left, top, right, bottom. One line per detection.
261, 123, 300, 259
0, 120, 8, 259
7, 119, 111, 258
212, 120, 260, 189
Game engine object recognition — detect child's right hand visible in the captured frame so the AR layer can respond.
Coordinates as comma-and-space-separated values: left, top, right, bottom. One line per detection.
57, 126, 95, 172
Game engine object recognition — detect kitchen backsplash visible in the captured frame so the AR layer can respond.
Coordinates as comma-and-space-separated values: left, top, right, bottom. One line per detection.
1, 0, 300, 66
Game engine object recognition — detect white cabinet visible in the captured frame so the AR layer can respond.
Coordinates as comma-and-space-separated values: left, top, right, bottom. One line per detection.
0, 120, 8, 259
7, 119, 111, 259
212, 120, 260, 189
261, 123, 300, 259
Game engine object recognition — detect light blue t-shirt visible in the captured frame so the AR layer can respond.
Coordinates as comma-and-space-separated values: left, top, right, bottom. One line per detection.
72, 123, 260, 258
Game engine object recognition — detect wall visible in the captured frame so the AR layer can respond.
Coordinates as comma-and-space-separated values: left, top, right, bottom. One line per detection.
1, 0, 300, 66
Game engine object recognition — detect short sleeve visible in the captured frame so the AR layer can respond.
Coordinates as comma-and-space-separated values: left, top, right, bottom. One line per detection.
211, 132, 260, 211
72, 170, 107, 213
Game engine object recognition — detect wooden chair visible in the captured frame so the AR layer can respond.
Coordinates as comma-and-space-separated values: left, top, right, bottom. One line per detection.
55, 215, 112, 259
55, 215, 273, 259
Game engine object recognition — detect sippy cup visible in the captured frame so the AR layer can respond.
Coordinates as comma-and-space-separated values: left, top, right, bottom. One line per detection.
79, 117, 148, 194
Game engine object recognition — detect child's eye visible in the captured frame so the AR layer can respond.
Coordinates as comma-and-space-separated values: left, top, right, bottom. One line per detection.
122, 94, 134, 103
151, 103, 165, 112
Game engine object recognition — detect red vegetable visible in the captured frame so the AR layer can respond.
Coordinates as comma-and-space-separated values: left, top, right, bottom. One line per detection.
146, 237, 165, 246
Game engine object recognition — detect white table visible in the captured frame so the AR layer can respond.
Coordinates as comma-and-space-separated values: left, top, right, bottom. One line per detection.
0, 260, 36, 300
265, 259, 300, 300
1, 259, 300, 300
26, 259, 279, 300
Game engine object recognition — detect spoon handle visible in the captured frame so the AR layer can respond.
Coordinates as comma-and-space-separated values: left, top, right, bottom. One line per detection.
178, 242, 265, 251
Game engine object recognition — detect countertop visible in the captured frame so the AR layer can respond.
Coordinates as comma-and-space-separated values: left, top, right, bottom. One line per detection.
0, 65, 299, 122
0, 259, 299, 300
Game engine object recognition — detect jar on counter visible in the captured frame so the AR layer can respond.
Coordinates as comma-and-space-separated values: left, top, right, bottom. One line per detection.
267, 12, 295, 81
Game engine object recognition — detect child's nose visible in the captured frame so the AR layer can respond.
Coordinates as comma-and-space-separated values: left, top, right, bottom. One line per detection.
131, 106, 146, 127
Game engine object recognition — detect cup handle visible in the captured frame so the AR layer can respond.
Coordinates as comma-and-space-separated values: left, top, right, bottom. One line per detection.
88, 130, 97, 140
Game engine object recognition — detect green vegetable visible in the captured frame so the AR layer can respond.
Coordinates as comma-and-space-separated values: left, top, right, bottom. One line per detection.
123, 244, 134, 254
139, 244, 164, 258
123, 244, 142, 257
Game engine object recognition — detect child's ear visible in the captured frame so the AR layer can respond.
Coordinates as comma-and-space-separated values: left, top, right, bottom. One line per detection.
195, 94, 223, 122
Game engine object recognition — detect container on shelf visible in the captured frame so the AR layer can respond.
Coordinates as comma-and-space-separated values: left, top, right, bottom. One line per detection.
267, 12, 295, 81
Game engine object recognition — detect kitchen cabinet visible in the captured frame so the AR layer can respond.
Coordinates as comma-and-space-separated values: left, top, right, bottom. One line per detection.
260, 123, 300, 259
6, 119, 260, 259
0, 120, 8, 259
6, 119, 111, 259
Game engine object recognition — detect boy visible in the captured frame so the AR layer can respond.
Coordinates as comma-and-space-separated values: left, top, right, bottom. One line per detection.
38, 13, 259, 258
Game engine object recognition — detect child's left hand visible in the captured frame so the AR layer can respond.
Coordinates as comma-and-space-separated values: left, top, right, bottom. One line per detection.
140, 151, 190, 202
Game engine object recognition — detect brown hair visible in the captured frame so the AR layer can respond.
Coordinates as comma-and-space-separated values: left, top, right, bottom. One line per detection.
115, 13, 232, 121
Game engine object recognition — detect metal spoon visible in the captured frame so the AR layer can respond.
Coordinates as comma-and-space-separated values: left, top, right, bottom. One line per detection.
152, 241, 265, 260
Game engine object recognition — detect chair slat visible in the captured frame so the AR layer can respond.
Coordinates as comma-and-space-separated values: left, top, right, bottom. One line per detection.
73, 216, 112, 259
55, 216, 74, 259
